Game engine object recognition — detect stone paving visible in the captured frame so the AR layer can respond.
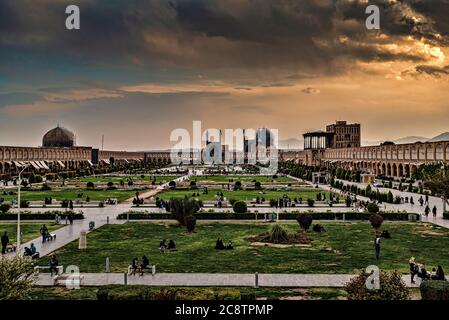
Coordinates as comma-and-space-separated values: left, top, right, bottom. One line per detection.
36, 272, 444, 288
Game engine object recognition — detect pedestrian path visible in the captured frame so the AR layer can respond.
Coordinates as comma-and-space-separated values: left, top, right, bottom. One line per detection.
36, 272, 438, 288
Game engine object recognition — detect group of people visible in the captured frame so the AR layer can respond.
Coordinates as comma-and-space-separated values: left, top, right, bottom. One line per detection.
130, 255, 152, 276
159, 239, 176, 252
23, 243, 39, 259
215, 238, 233, 250
409, 257, 445, 283
424, 205, 438, 218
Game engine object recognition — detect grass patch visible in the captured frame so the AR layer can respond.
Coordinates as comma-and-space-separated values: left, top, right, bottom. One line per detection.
48, 222, 449, 274
156, 189, 328, 202
0, 222, 63, 244
189, 175, 297, 183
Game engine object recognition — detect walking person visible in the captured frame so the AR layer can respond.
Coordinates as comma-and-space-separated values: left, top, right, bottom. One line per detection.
1, 232, 9, 255
68, 213, 74, 225
425, 194, 429, 206
49, 255, 59, 276
410, 196, 414, 205
424, 205, 430, 218
432, 205, 437, 218
374, 235, 381, 260
419, 196, 424, 207
40, 224, 48, 243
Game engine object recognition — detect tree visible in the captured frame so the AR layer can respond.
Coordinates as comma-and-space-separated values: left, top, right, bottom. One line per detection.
269, 224, 288, 243
387, 191, 394, 203
184, 214, 197, 233
233, 201, 247, 213
168, 181, 176, 189
168, 197, 200, 228
424, 166, 449, 212
0, 255, 37, 300
344, 270, 409, 300
296, 214, 313, 232
254, 181, 262, 190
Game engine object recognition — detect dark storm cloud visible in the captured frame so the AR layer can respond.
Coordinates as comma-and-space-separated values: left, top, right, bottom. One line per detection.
0, 92, 43, 108
415, 64, 449, 76
1, 0, 448, 80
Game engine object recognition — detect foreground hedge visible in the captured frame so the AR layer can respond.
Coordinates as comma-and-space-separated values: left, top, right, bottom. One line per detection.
0, 210, 84, 220
420, 281, 449, 300
118, 211, 419, 221
96, 286, 252, 300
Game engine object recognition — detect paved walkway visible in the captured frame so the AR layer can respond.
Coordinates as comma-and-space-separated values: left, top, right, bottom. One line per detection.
36, 272, 441, 288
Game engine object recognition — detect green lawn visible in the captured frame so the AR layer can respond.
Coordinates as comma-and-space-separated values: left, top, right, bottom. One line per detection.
73, 175, 180, 184
0, 189, 140, 202
190, 175, 296, 183
0, 222, 63, 244
156, 189, 328, 201
48, 222, 449, 274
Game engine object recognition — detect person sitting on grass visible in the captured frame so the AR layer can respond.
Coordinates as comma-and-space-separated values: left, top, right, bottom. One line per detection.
168, 240, 176, 251
130, 257, 139, 275
159, 239, 167, 253
139, 255, 151, 276
215, 238, 225, 250
226, 240, 233, 250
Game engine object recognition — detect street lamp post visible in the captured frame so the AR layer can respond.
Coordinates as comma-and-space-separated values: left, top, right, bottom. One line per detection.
17, 164, 30, 254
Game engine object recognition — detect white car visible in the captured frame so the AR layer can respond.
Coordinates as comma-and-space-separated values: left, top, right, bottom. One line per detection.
372, 182, 383, 188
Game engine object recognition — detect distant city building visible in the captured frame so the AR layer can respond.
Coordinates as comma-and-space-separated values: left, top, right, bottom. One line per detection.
326, 121, 361, 148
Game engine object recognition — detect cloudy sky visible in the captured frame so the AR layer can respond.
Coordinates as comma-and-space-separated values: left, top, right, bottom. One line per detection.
1, 0, 449, 150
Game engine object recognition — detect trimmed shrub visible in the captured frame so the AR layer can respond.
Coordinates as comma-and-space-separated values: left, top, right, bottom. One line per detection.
369, 214, 384, 232
296, 214, 313, 232
366, 203, 380, 214
232, 201, 247, 214
420, 280, 449, 300
306, 198, 315, 207
0, 203, 11, 213
86, 181, 95, 189
345, 270, 409, 300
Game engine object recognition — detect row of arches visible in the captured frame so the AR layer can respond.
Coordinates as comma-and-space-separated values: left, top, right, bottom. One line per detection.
325, 142, 449, 162
326, 160, 421, 178
0, 147, 92, 162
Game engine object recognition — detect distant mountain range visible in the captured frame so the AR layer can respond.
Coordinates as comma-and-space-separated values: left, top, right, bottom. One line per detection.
363, 132, 449, 146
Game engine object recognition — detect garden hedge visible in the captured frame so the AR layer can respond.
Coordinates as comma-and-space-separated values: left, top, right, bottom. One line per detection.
96, 285, 245, 300
0, 211, 84, 220
420, 280, 449, 300
118, 211, 419, 221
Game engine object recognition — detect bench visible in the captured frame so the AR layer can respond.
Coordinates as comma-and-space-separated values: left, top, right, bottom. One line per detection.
127, 264, 156, 276
52, 273, 85, 286
34, 265, 64, 275
6, 244, 16, 253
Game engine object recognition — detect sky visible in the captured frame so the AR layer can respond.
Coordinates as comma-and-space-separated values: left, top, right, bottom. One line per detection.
1, 0, 449, 150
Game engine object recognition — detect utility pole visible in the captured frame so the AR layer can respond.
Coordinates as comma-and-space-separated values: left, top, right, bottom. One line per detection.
101, 134, 104, 151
